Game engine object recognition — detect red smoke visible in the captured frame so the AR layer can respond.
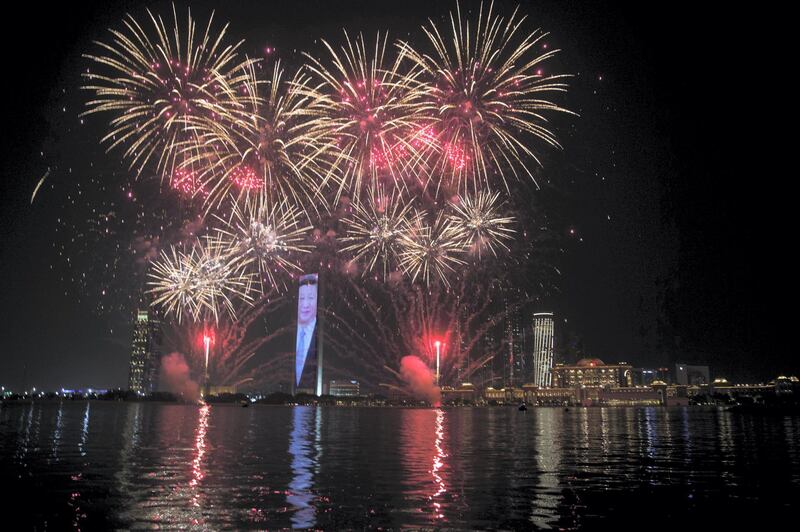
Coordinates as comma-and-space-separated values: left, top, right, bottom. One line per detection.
400, 355, 441, 406
161, 352, 200, 401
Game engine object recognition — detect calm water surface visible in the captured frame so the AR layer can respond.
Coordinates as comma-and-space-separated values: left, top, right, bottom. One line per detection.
2, 402, 799, 529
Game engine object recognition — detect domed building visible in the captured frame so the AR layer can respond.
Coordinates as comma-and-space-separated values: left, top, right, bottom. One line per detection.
576, 358, 606, 367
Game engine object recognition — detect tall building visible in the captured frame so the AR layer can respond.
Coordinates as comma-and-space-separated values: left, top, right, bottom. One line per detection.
504, 300, 525, 387
532, 312, 555, 387
128, 309, 162, 394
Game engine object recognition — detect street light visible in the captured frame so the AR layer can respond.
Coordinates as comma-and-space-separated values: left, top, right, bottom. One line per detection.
202, 330, 214, 399
434, 340, 442, 386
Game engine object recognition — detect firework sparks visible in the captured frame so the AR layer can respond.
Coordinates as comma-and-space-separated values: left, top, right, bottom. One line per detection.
341, 187, 421, 279
171, 167, 208, 197
398, 211, 466, 287
398, 1, 574, 193
187, 60, 333, 212
148, 237, 254, 323
82, 6, 252, 181
301, 31, 427, 202
215, 192, 312, 292
448, 190, 515, 258
229, 165, 264, 190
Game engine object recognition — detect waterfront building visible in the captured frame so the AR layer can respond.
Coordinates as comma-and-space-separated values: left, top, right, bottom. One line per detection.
329, 380, 360, 397
127, 309, 162, 394
441, 383, 477, 403
552, 358, 633, 388
521, 384, 579, 406
483, 386, 524, 403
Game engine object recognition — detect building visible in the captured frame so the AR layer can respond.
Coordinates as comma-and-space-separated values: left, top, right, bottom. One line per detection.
631, 367, 670, 386
128, 309, 162, 394
675, 363, 710, 385
522, 384, 579, 406
441, 383, 477, 403
532, 312, 555, 387
504, 300, 526, 387
329, 380, 360, 397
552, 358, 633, 388
595, 387, 662, 406
484, 386, 524, 403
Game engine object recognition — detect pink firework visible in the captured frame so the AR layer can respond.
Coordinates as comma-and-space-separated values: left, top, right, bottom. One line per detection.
300, 31, 427, 202
230, 165, 264, 190
171, 168, 208, 197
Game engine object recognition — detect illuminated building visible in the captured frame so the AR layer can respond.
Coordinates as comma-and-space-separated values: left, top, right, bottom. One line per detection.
329, 380, 359, 397
504, 299, 526, 387
532, 312, 555, 387
551, 358, 633, 388
483, 386, 524, 403
127, 309, 162, 394
440, 383, 477, 403
522, 384, 579, 406
208, 385, 236, 395
631, 367, 671, 386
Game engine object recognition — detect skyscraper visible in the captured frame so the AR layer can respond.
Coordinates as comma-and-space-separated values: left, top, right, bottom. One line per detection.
504, 300, 525, 387
532, 312, 555, 387
128, 309, 162, 394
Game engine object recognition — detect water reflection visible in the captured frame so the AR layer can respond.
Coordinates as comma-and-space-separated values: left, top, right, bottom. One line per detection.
287, 406, 319, 529
2, 404, 800, 529
190, 404, 210, 508
432, 409, 448, 519
50, 401, 64, 463
531, 408, 563, 528
399, 408, 450, 524
78, 401, 90, 456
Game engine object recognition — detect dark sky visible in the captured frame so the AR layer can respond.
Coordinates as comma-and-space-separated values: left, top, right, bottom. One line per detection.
0, 1, 788, 390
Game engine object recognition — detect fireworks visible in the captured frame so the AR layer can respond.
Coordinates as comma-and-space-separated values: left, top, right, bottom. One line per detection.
148, 237, 254, 323
82, 6, 252, 181
341, 187, 420, 279
398, 2, 574, 192
301, 32, 426, 201
215, 192, 312, 291
398, 212, 467, 287
448, 190, 515, 258
171, 167, 207, 197
186, 61, 332, 212
78, 3, 572, 326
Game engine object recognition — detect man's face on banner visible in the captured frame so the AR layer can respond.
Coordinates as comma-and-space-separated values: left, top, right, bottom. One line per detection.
298, 283, 317, 325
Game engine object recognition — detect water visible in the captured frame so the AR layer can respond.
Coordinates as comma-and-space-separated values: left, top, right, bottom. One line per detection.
2, 402, 799, 529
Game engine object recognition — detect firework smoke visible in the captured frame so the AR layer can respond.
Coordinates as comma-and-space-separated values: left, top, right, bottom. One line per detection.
400, 355, 441, 405
161, 352, 200, 401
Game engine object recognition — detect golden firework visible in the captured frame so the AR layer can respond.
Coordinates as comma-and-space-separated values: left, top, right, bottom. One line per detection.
82, 6, 252, 181
398, 1, 574, 193
214, 192, 313, 292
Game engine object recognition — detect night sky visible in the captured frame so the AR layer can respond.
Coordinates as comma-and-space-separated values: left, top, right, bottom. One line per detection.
0, 1, 787, 390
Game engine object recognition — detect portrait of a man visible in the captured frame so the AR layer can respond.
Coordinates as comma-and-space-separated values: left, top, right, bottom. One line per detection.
295, 273, 318, 391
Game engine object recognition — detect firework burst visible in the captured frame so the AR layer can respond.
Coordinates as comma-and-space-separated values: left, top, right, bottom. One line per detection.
340, 187, 421, 279
301, 31, 427, 202
187, 60, 333, 212
398, 1, 574, 193
398, 211, 467, 287
448, 190, 515, 258
82, 6, 252, 181
215, 192, 313, 292
148, 237, 254, 323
